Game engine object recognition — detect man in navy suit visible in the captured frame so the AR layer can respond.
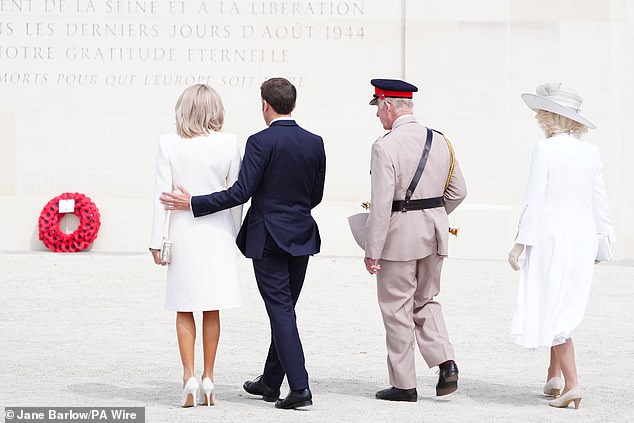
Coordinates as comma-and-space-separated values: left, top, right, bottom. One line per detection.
161, 77, 326, 409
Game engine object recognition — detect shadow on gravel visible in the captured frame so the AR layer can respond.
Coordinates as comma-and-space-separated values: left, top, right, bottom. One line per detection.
66, 381, 178, 406
428, 378, 543, 405
66, 381, 292, 408
66, 377, 541, 408
306, 377, 537, 406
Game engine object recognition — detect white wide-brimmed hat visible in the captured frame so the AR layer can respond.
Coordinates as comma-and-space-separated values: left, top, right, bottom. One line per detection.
521, 83, 596, 129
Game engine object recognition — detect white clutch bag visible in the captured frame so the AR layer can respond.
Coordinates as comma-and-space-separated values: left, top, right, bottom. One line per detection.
160, 210, 173, 264
160, 238, 172, 264
596, 232, 612, 262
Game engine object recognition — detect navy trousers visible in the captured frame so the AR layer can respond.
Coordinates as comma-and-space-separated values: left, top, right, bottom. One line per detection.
253, 235, 310, 391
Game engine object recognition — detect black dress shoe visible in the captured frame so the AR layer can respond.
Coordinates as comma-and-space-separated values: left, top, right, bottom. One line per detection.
243, 375, 280, 402
275, 388, 313, 409
375, 386, 418, 402
436, 360, 459, 396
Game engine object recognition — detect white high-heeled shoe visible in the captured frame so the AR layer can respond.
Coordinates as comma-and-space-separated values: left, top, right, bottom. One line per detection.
181, 377, 199, 408
543, 377, 563, 397
198, 377, 215, 406
549, 386, 582, 409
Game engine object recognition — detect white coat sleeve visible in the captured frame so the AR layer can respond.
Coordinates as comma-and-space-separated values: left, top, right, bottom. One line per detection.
149, 138, 172, 249
515, 143, 548, 246
592, 149, 616, 242
227, 141, 243, 236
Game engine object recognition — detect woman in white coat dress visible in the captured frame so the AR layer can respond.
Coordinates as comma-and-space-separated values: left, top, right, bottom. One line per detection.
508, 83, 615, 410
149, 84, 242, 407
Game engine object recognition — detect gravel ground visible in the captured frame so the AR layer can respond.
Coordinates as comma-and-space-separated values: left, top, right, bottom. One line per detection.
1, 252, 633, 423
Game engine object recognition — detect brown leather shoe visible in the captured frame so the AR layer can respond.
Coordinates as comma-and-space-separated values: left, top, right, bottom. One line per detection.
375, 386, 418, 402
436, 361, 459, 396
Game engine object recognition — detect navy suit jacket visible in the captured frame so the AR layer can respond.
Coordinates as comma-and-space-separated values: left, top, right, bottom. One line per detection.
191, 120, 326, 259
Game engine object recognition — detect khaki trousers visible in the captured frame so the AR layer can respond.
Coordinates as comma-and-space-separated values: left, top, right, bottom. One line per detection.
376, 253, 455, 389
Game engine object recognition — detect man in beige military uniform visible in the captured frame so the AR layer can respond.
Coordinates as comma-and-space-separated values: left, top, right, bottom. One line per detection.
364, 79, 467, 401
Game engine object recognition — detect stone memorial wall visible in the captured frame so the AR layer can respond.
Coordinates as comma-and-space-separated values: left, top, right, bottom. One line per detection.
1, 0, 632, 259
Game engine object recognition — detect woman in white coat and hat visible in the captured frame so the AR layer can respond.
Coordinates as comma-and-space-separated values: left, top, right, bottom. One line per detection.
508, 83, 616, 409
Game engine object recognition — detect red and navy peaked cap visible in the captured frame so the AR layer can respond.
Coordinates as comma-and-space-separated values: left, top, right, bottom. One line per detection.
369, 78, 418, 105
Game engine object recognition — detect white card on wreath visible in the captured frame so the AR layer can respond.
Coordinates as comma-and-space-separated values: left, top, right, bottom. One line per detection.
58, 199, 75, 213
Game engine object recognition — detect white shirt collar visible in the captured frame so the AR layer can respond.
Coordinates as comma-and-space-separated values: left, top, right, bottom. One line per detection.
393, 114, 414, 126
269, 117, 294, 125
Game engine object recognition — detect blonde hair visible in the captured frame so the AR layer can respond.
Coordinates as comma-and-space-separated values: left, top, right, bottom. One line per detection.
535, 110, 588, 138
175, 84, 224, 138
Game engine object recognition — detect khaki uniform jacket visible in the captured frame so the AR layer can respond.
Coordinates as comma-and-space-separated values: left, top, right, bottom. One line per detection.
365, 115, 467, 261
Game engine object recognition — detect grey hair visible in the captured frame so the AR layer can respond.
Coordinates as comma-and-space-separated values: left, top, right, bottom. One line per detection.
380, 97, 414, 112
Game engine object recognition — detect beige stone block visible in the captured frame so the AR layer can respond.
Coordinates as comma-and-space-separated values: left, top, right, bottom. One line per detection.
91, 197, 153, 252
589, 120, 624, 207
458, 21, 508, 75
0, 197, 50, 250
448, 204, 517, 259
407, 21, 508, 94
443, 118, 510, 204
305, 111, 376, 203
509, 22, 561, 96
454, 79, 508, 119
444, 22, 509, 119
405, 21, 459, 79
15, 113, 160, 198
510, 0, 612, 21
506, 117, 542, 203
508, 20, 614, 119
0, 113, 16, 195
312, 201, 369, 256
558, 21, 612, 81
622, 121, 634, 207
407, 0, 509, 21
411, 76, 460, 125
612, 205, 630, 260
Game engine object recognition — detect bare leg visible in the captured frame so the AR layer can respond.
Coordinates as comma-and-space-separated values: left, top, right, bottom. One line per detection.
197, 310, 220, 406
202, 310, 220, 381
547, 346, 562, 380
176, 312, 196, 385
552, 338, 579, 394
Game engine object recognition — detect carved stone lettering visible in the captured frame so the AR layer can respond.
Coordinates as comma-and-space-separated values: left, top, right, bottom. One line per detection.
0, 1, 396, 195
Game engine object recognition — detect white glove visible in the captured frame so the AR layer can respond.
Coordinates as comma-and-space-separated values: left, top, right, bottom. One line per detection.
508, 243, 525, 271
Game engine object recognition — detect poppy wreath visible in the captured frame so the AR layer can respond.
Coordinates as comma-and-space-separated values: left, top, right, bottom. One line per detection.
38, 192, 101, 252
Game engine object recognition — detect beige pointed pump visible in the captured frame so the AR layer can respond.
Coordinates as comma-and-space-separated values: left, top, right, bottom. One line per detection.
543, 377, 563, 397
548, 386, 582, 409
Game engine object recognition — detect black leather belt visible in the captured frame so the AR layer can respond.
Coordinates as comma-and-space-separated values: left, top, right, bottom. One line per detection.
392, 196, 445, 212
